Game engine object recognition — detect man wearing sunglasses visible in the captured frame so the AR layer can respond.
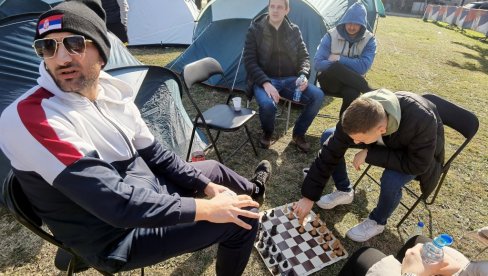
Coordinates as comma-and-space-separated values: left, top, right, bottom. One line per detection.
0, 0, 272, 275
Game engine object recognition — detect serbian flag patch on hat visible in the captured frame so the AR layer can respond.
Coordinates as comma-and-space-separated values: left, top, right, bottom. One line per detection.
38, 14, 63, 35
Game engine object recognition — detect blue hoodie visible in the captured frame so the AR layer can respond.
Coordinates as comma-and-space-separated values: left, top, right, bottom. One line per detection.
314, 2, 376, 75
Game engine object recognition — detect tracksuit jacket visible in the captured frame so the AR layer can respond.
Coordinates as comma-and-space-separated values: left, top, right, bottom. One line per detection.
0, 62, 211, 266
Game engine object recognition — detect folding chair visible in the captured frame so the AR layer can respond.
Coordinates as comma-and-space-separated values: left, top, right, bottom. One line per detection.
2, 171, 144, 276
182, 57, 258, 164
353, 94, 479, 227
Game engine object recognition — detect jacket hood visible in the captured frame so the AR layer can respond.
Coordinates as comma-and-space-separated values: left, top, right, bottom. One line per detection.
361, 88, 401, 136
37, 61, 135, 105
337, 2, 368, 43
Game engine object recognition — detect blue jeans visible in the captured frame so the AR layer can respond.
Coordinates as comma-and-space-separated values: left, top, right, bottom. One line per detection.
321, 128, 416, 225
253, 76, 324, 136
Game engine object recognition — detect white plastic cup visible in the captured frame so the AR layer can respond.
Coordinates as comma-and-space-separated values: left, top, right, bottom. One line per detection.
232, 97, 242, 112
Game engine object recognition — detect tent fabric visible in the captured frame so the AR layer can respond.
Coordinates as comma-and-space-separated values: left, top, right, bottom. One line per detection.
0, 13, 142, 201
169, 0, 384, 93
106, 66, 206, 158
0, 0, 51, 20
127, 0, 199, 46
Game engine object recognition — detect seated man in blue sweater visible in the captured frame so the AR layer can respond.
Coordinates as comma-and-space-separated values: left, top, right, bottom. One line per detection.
314, 2, 376, 116
0, 1, 270, 275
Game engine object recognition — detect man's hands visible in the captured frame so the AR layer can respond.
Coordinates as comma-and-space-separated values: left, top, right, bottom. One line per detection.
353, 149, 368, 171
204, 182, 236, 198
401, 244, 462, 276
263, 82, 280, 103
293, 197, 314, 225
195, 194, 260, 230
328, 54, 341, 62
298, 76, 309, 92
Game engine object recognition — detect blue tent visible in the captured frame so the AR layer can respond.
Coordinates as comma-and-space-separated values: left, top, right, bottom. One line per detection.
168, 0, 385, 93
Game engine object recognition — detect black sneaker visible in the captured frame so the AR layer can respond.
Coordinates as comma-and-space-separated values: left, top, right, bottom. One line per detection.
251, 160, 272, 201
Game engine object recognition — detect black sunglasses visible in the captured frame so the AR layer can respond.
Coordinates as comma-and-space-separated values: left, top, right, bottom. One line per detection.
33, 35, 93, 59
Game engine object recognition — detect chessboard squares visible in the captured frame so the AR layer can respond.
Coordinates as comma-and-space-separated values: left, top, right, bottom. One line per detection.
304, 248, 316, 259
281, 248, 295, 259
277, 240, 288, 251
318, 251, 332, 263
300, 259, 315, 273
297, 240, 310, 251
288, 256, 300, 267
290, 245, 302, 256
305, 238, 318, 248
310, 255, 325, 269
286, 227, 300, 238
279, 230, 292, 240
281, 221, 294, 230
293, 235, 305, 245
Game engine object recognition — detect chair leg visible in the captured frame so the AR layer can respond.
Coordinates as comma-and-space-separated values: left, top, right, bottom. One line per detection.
285, 100, 292, 135
353, 164, 372, 190
186, 125, 198, 162
245, 125, 258, 156
203, 128, 223, 163
396, 197, 423, 228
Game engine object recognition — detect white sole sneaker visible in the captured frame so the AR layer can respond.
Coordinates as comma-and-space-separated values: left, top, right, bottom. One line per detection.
316, 189, 354, 210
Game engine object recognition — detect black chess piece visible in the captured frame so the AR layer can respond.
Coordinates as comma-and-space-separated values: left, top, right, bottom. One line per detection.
276, 253, 282, 262
271, 225, 278, 236
263, 231, 268, 238
282, 260, 288, 268
266, 237, 273, 246
262, 211, 268, 222
270, 209, 275, 217
271, 244, 277, 253
257, 240, 264, 249
269, 256, 275, 265
262, 246, 270, 258
287, 269, 296, 276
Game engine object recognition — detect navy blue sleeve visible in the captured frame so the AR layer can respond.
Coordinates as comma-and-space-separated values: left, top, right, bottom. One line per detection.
53, 156, 196, 228
138, 141, 210, 192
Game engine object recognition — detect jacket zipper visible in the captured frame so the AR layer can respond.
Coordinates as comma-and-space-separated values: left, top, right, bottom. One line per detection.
92, 101, 136, 157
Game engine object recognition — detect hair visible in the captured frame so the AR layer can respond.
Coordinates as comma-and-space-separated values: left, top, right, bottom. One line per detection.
341, 97, 386, 135
269, 0, 289, 9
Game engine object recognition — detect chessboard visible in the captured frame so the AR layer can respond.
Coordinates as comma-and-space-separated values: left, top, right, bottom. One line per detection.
254, 204, 348, 276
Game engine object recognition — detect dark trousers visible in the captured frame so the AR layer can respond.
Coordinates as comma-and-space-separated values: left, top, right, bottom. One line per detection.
107, 22, 128, 43
116, 160, 258, 276
338, 235, 431, 276
317, 62, 372, 116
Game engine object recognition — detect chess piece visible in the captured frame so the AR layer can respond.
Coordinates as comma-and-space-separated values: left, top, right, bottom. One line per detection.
298, 225, 305, 234
319, 224, 326, 233
263, 231, 268, 238
330, 251, 337, 258
282, 260, 288, 268
287, 269, 296, 276
322, 242, 329, 251
271, 265, 279, 274
267, 237, 273, 246
262, 211, 268, 222
262, 246, 270, 258
257, 240, 264, 249
271, 244, 277, 253
287, 210, 294, 220
335, 247, 344, 256
317, 235, 324, 243
312, 213, 320, 227
325, 232, 332, 241
270, 209, 275, 217
311, 227, 317, 236
271, 225, 278, 236
269, 256, 275, 265
332, 240, 341, 250
282, 204, 288, 213
276, 253, 282, 262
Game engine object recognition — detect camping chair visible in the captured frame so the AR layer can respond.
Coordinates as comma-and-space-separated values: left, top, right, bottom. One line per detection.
182, 57, 258, 164
352, 94, 479, 228
2, 171, 145, 275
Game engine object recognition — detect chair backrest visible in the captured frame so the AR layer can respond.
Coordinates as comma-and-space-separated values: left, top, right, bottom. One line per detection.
182, 57, 224, 89
2, 170, 66, 249
422, 93, 479, 168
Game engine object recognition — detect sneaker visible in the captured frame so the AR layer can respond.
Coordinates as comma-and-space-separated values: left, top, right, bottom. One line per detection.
346, 218, 385, 242
259, 132, 273, 149
316, 189, 354, 209
250, 160, 272, 201
292, 135, 310, 153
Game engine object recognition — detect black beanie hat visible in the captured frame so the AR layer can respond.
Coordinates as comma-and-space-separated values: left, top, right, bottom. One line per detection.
35, 0, 111, 65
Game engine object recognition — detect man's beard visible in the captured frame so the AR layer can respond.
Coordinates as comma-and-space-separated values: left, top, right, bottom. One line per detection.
52, 62, 100, 95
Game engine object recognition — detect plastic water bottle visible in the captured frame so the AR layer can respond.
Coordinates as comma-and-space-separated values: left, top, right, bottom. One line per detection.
421, 233, 453, 264
411, 221, 424, 239
293, 75, 305, 102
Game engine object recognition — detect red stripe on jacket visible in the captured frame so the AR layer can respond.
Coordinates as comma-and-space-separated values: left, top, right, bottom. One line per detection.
17, 88, 83, 166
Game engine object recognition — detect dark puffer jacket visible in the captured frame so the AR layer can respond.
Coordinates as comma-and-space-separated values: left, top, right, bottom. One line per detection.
302, 92, 445, 201
243, 13, 310, 98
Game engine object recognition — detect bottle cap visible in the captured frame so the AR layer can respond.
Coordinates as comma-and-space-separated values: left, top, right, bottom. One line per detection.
433, 233, 453, 248
417, 221, 424, 227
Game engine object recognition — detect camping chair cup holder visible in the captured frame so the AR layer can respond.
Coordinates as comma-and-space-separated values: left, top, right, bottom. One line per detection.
353, 93, 479, 228
182, 57, 258, 164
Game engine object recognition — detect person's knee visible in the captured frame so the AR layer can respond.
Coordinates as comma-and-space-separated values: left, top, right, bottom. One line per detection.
259, 100, 277, 114
320, 128, 335, 145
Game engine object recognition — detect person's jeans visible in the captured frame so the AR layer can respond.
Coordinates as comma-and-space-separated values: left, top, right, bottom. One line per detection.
253, 76, 324, 136
321, 128, 416, 225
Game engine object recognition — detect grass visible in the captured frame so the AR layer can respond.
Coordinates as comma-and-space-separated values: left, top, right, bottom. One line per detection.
1, 15, 487, 275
